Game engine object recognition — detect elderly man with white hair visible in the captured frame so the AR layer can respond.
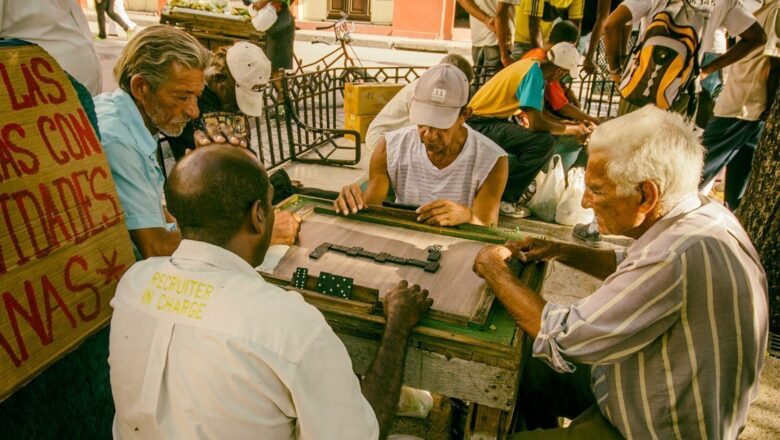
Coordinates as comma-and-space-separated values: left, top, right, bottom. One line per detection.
473, 105, 769, 439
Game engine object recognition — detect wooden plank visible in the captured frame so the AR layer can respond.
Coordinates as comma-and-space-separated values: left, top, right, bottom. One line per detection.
468, 286, 496, 330
274, 213, 492, 326
338, 333, 519, 411
466, 404, 509, 440
315, 205, 507, 244
0, 45, 136, 401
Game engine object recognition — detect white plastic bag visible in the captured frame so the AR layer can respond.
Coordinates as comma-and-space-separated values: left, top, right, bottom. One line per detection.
249, 3, 277, 31
527, 155, 565, 222
555, 168, 594, 226
397, 386, 434, 418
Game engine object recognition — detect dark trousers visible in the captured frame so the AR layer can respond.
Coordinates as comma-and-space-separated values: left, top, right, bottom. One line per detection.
515, 352, 596, 431
700, 117, 763, 210
467, 116, 555, 202
96, 0, 129, 38
265, 6, 295, 71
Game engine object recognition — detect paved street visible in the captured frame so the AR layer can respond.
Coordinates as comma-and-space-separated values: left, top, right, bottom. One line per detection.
90, 21, 442, 93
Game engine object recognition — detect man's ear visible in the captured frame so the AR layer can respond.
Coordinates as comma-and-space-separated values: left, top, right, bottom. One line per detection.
129, 74, 150, 102
250, 199, 266, 235
637, 180, 659, 214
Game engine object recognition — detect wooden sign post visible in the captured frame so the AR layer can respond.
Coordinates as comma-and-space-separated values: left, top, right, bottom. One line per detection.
0, 44, 135, 401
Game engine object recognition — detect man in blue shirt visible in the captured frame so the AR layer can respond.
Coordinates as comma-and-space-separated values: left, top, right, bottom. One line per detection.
95, 25, 298, 259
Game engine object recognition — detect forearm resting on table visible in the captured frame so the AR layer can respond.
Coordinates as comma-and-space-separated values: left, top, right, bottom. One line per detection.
361, 323, 412, 440
554, 243, 618, 280
481, 264, 545, 338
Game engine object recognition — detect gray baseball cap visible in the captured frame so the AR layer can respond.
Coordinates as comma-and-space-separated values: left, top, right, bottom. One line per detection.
410, 64, 469, 129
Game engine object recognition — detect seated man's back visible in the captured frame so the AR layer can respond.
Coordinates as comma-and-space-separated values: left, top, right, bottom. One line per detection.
109, 240, 377, 439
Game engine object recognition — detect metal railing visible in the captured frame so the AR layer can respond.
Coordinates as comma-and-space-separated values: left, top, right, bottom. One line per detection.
160, 38, 634, 174
246, 66, 426, 170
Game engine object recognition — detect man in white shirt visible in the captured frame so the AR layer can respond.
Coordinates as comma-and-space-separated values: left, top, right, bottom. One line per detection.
365, 54, 474, 150
604, 0, 767, 115
700, 0, 779, 210
457, 0, 519, 68
336, 64, 509, 227
109, 145, 433, 440
0, 0, 101, 95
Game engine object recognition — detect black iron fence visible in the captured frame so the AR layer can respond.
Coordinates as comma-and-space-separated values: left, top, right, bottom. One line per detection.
161, 39, 633, 173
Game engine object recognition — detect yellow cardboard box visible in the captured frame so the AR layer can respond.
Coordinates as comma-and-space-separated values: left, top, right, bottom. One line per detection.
344, 82, 405, 115
344, 112, 375, 142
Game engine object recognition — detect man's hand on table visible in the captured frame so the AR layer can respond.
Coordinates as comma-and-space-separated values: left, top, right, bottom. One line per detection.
473, 244, 513, 279
507, 237, 564, 263
473, 238, 565, 279
270, 210, 301, 245
383, 280, 433, 334
334, 183, 366, 215
416, 199, 472, 226
194, 120, 248, 148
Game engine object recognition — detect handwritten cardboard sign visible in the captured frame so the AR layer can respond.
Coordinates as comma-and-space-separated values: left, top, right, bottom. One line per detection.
0, 44, 134, 401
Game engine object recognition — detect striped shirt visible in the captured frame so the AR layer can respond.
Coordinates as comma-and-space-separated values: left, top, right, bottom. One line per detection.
534, 194, 769, 439
385, 125, 506, 207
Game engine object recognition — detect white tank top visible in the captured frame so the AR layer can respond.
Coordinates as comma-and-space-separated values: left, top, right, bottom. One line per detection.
385, 125, 506, 207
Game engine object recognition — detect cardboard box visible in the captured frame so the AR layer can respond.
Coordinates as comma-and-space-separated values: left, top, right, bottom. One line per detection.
344, 112, 376, 142
344, 82, 405, 115
0, 44, 135, 400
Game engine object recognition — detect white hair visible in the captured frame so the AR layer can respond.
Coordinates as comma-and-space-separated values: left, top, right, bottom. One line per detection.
588, 105, 704, 211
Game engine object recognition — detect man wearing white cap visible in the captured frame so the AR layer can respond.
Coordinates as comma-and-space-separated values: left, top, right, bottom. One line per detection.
335, 64, 509, 227
97, 27, 298, 260
166, 41, 271, 160
468, 41, 592, 218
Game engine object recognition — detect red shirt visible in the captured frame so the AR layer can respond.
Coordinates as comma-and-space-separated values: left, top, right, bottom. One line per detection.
521, 48, 569, 111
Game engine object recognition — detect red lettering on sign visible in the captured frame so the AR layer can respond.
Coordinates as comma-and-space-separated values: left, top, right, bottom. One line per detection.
0, 192, 27, 268
14, 189, 53, 260
37, 111, 102, 166
52, 175, 90, 244
0, 328, 22, 368
1, 271, 82, 367
38, 182, 73, 249
0, 165, 126, 274
90, 166, 122, 227
0, 62, 34, 111
41, 275, 78, 341
30, 57, 66, 105
0, 123, 39, 181
65, 255, 101, 322
20, 63, 49, 107
2, 124, 39, 174
2, 282, 48, 363
69, 109, 102, 155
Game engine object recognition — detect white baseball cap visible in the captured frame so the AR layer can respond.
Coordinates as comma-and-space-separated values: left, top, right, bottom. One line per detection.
226, 42, 271, 117
547, 42, 580, 77
409, 64, 469, 129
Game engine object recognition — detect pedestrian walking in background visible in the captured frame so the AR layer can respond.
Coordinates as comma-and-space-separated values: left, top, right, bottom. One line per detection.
107, 0, 137, 37
95, 0, 132, 40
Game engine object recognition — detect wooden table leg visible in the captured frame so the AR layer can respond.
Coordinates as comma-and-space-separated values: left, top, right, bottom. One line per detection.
465, 403, 514, 440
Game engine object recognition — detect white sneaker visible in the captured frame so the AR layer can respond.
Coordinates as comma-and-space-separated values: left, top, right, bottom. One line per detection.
500, 201, 531, 218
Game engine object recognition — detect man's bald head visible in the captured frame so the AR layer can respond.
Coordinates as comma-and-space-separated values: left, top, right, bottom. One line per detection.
165, 146, 271, 247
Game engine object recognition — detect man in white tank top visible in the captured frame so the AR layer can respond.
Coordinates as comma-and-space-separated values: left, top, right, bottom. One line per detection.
334, 64, 509, 226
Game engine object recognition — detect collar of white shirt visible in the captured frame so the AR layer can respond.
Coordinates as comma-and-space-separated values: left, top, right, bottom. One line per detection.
171, 239, 259, 278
